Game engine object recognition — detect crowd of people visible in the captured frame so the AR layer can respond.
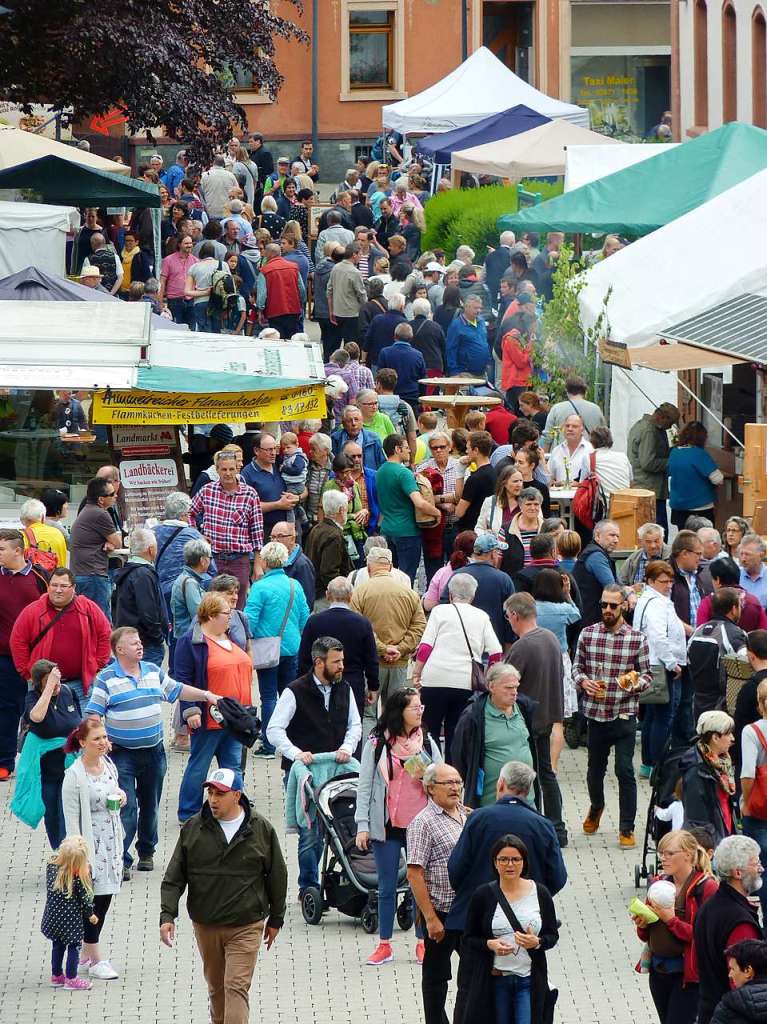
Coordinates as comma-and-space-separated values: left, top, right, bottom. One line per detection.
7, 163, 767, 1022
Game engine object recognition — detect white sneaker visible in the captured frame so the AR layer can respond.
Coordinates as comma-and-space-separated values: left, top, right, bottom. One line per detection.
89, 961, 119, 980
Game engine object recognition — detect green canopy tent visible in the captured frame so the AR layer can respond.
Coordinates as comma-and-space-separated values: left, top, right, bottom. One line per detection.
496, 122, 767, 236
0, 155, 160, 207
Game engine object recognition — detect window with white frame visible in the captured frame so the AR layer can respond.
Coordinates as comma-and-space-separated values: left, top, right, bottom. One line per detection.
342, 1, 405, 100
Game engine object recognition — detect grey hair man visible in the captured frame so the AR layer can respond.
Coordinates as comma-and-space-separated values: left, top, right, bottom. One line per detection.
738, 534, 767, 607
306, 432, 333, 529
694, 835, 763, 1024
407, 761, 467, 1024
297, 575, 379, 714
153, 491, 214, 611
112, 527, 166, 666
573, 519, 621, 627
170, 538, 213, 645
627, 402, 680, 535
698, 526, 723, 564
504, 592, 567, 846
618, 522, 670, 586
304, 491, 353, 606
270, 520, 316, 608
82, 232, 123, 294
348, 538, 410, 590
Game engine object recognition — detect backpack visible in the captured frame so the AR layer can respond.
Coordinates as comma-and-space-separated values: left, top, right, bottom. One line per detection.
23, 527, 58, 574
572, 451, 607, 529
207, 261, 239, 317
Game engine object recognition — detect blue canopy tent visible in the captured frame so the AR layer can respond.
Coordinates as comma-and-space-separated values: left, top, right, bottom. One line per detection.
417, 104, 551, 165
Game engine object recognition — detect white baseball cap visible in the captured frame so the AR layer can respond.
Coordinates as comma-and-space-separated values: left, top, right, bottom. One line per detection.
204, 768, 244, 793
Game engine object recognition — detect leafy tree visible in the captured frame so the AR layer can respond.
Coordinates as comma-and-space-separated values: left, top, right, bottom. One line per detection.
0, 0, 306, 161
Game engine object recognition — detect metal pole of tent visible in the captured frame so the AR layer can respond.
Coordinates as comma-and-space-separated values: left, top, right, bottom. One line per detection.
676, 374, 742, 447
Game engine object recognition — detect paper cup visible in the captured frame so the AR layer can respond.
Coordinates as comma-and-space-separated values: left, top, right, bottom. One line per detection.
106, 793, 121, 812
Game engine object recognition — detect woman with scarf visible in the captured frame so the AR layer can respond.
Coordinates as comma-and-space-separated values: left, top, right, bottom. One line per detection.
355, 688, 443, 967
319, 453, 367, 563
632, 829, 718, 1024
682, 710, 738, 845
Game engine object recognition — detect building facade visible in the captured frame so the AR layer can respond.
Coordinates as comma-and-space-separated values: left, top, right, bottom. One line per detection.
674, 0, 767, 137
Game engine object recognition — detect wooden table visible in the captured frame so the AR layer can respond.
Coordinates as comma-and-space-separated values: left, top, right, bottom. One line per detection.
420, 394, 501, 429
548, 486, 578, 530
418, 376, 486, 395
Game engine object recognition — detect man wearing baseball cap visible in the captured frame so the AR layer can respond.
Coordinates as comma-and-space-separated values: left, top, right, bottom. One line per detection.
160, 767, 287, 1024
440, 533, 514, 649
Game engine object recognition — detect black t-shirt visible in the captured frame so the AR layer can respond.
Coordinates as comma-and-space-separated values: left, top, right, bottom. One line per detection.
24, 684, 82, 781
457, 462, 496, 531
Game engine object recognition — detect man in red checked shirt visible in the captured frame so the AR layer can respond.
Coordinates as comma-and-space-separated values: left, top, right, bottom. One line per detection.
573, 581, 651, 850
189, 451, 263, 610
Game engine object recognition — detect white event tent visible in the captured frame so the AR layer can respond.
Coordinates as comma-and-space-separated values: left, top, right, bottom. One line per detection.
564, 142, 680, 192
382, 47, 589, 134
0, 125, 129, 175
451, 119, 617, 180
578, 167, 767, 448
0, 201, 79, 276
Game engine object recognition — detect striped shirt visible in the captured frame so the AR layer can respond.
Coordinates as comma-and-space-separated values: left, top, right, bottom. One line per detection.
85, 660, 182, 748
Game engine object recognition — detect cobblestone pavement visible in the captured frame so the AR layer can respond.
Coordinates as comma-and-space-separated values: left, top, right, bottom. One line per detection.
0, 721, 660, 1024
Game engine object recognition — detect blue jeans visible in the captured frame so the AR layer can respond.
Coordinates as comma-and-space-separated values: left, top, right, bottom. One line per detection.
371, 837, 423, 942
258, 654, 297, 754
385, 534, 422, 584
494, 973, 531, 1024
41, 778, 66, 849
671, 667, 694, 746
0, 654, 26, 771
743, 816, 767, 930
282, 769, 324, 890
193, 303, 220, 333
74, 574, 112, 621
641, 690, 673, 767
178, 728, 243, 821
110, 742, 167, 866
167, 296, 195, 329
142, 642, 166, 668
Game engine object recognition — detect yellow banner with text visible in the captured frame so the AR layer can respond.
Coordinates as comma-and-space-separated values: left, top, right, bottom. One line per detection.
92, 384, 326, 425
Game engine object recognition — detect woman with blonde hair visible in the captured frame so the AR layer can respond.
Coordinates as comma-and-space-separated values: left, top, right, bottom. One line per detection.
260, 193, 285, 237
632, 829, 717, 1024
682, 710, 738, 845
282, 218, 313, 269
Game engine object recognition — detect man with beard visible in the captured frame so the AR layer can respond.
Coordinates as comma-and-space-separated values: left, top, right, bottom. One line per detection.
694, 835, 763, 1024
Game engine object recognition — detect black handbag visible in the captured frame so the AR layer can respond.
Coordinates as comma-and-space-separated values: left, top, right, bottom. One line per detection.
454, 605, 487, 692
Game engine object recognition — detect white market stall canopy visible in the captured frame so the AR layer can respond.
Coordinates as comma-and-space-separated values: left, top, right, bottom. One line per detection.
382, 47, 589, 134
0, 300, 151, 389
578, 166, 767, 447
564, 142, 680, 192
0, 125, 129, 175
0, 201, 79, 277
150, 333, 327, 382
451, 119, 619, 180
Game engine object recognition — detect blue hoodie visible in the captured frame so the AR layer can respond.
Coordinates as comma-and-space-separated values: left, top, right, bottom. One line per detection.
446, 313, 490, 376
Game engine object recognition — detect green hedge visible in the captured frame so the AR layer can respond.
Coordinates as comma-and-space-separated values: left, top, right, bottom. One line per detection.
422, 181, 563, 261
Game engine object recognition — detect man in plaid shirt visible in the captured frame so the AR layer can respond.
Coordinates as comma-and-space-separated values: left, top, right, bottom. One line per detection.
573, 582, 651, 849
189, 451, 263, 610
407, 762, 466, 1024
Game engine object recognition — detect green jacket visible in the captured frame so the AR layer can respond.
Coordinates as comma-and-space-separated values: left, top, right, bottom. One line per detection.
160, 797, 287, 929
627, 414, 670, 499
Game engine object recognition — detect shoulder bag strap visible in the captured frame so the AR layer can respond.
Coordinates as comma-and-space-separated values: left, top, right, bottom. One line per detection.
751, 723, 767, 757
156, 526, 184, 570
277, 581, 296, 640
454, 605, 476, 661
23, 526, 39, 551
492, 881, 526, 934
636, 594, 660, 634
568, 397, 582, 419
29, 606, 69, 653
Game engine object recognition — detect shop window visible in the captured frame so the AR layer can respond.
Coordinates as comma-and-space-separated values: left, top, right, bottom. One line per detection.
722, 2, 738, 121
694, 0, 709, 126
349, 10, 395, 89
753, 8, 767, 128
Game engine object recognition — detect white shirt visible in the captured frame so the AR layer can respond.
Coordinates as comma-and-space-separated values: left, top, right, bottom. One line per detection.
266, 675, 362, 761
633, 589, 687, 669
594, 449, 633, 497
491, 883, 541, 974
547, 438, 593, 484
419, 603, 502, 689
218, 810, 245, 843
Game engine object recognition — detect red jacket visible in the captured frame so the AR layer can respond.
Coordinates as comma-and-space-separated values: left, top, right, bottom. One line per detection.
261, 257, 302, 318
637, 872, 718, 985
501, 329, 534, 390
10, 594, 112, 692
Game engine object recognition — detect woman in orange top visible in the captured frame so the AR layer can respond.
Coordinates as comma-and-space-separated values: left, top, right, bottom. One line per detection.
175, 593, 254, 822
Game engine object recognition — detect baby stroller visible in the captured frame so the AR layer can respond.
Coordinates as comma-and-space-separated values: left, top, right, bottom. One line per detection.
634, 738, 697, 889
300, 773, 416, 935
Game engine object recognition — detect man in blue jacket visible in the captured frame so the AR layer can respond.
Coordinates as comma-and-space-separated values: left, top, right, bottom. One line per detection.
331, 406, 384, 471
112, 527, 167, 667
378, 323, 426, 411
445, 295, 490, 377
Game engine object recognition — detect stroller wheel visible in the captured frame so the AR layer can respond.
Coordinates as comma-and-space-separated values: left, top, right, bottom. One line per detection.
361, 907, 378, 934
301, 886, 324, 925
396, 898, 415, 932
634, 864, 642, 889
